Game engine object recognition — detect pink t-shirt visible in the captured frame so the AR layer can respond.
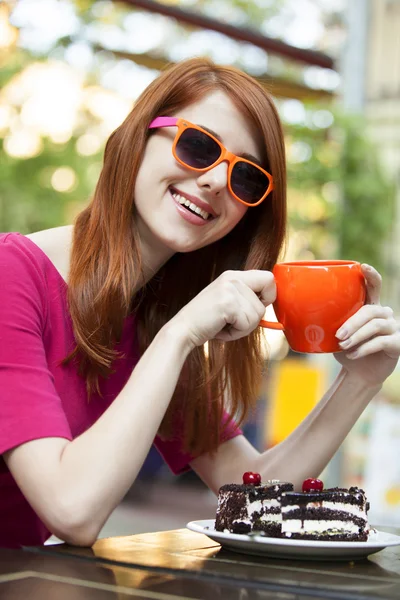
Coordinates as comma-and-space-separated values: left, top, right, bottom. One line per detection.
0, 233, 241, 548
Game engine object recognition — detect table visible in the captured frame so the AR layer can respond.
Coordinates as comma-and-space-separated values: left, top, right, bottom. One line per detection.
2, 527, 400, 599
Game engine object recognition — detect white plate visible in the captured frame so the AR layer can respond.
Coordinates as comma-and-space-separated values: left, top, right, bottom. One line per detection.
187, 519, 400, 561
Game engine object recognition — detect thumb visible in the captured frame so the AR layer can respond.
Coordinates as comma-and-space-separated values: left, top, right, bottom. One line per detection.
361, 264, 381, 306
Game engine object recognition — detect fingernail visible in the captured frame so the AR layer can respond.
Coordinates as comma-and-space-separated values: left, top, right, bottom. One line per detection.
363, 264, 372, 271
339, 338, 351, 349
336, 327, 348, 340
347, 350, 358, 359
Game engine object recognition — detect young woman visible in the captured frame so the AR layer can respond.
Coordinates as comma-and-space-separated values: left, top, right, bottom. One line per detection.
0, 58, 399, 549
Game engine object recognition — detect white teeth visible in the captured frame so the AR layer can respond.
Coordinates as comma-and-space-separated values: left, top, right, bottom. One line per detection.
171, 190, 210, 221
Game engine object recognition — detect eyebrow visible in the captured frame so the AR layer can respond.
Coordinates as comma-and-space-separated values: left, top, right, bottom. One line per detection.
197, 123, 264, 168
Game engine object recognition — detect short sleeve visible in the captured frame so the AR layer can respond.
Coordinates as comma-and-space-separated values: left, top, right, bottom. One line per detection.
0, 235, 72, 455
153, 411, 243, 475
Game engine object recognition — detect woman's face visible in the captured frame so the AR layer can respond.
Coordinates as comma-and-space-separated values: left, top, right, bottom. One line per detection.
134, 90, 263, 268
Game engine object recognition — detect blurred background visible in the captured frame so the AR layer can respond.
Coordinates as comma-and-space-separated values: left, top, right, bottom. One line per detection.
1, 0, 400, 537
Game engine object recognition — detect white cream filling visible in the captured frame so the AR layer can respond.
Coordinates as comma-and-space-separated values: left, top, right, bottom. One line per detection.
247, 499, 263, 514
244, 497, 282, 524
171, 191, 210, 220
247, 498, 280, 513
282, 520, 361, 535
260, 512, 282, 523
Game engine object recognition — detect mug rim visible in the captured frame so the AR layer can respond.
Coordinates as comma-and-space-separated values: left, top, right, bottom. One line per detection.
276, 260, 360, 267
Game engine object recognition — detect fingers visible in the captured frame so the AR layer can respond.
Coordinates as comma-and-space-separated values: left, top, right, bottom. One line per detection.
336, 303, 400, 360
228, 270, 277, 306
179, 269, 278, 348
213, 270, 275, 341
361, 263, 382, 305
233, 279, 269, 318
341, 331, 400, 360
336, 305, 395, 342
334, 265, 400, 361
336, 265, 383, 341
338, 309, 397, 352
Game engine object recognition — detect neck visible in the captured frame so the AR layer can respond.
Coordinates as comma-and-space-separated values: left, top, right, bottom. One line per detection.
132, 217, 176, 293
133, 236, 175, 295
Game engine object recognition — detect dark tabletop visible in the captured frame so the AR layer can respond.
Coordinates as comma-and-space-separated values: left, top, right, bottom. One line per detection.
2, 526, 400, 599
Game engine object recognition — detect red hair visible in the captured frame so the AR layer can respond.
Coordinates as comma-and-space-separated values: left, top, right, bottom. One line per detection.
67, 58, 287, 454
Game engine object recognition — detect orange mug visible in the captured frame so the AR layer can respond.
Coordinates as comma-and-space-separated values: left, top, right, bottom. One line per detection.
260, 260, 366, 353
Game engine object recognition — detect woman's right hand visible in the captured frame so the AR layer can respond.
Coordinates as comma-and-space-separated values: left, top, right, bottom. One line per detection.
171, 270, 277, 349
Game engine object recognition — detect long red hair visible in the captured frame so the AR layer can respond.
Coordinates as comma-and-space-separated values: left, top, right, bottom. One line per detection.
67, 57, 287, 455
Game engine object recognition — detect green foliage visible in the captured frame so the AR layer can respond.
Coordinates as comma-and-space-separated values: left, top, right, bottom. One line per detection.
336, 114, 395, 273
0, 136, 102, 233
284, 109, 395, 275
184, 0, 284, 27
1, 1, 395, 275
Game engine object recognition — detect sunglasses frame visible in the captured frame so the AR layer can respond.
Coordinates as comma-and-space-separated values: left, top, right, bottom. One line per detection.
148, 116, 274, 207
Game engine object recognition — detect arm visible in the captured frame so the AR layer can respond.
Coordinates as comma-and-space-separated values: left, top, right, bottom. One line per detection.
5, 321, 192, 546
190, 367, 380, 493
192, 264, 400, 493
4, 269, 275, 546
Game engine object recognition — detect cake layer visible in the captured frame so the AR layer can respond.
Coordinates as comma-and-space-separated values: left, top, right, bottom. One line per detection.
253, 521, 281, 537
283, 530, 369, 542
282, 507, 368, 526
281, 487, 368, 508
215, 482, 293, 534
219, 482, 293, 500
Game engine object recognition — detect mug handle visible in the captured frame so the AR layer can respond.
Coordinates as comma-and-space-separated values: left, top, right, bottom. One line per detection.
259, 319, 284, 330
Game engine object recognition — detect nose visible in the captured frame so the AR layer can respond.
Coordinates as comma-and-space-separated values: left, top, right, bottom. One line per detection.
196, 161, 229, 196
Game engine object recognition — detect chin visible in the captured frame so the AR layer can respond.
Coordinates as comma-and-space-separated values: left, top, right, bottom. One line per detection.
164, 238, 207, 254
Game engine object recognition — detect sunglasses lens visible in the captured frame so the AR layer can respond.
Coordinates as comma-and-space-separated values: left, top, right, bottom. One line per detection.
231, 162, 270, 204
176, 128, 221, 169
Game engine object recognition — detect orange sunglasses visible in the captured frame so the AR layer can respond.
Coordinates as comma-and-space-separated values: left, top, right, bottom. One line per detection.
148, 117, 274, 207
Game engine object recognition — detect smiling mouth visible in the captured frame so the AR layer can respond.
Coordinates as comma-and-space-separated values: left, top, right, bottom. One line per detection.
169, 188, 214, 221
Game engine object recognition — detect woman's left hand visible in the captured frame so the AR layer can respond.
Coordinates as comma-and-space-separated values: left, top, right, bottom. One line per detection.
334, 264, 400, 386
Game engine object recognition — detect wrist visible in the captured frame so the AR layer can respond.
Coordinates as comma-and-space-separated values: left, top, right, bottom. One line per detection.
159, 317, 195, 358
341, 367, 382, 396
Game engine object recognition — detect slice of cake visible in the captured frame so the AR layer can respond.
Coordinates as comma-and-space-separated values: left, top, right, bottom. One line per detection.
281, 479, 370, 541
215, 475, 371, 542
215, 472, 293, 536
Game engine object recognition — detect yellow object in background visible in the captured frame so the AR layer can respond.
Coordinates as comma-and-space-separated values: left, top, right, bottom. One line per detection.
385, 487, 400, 506
265, 358, 327, 447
